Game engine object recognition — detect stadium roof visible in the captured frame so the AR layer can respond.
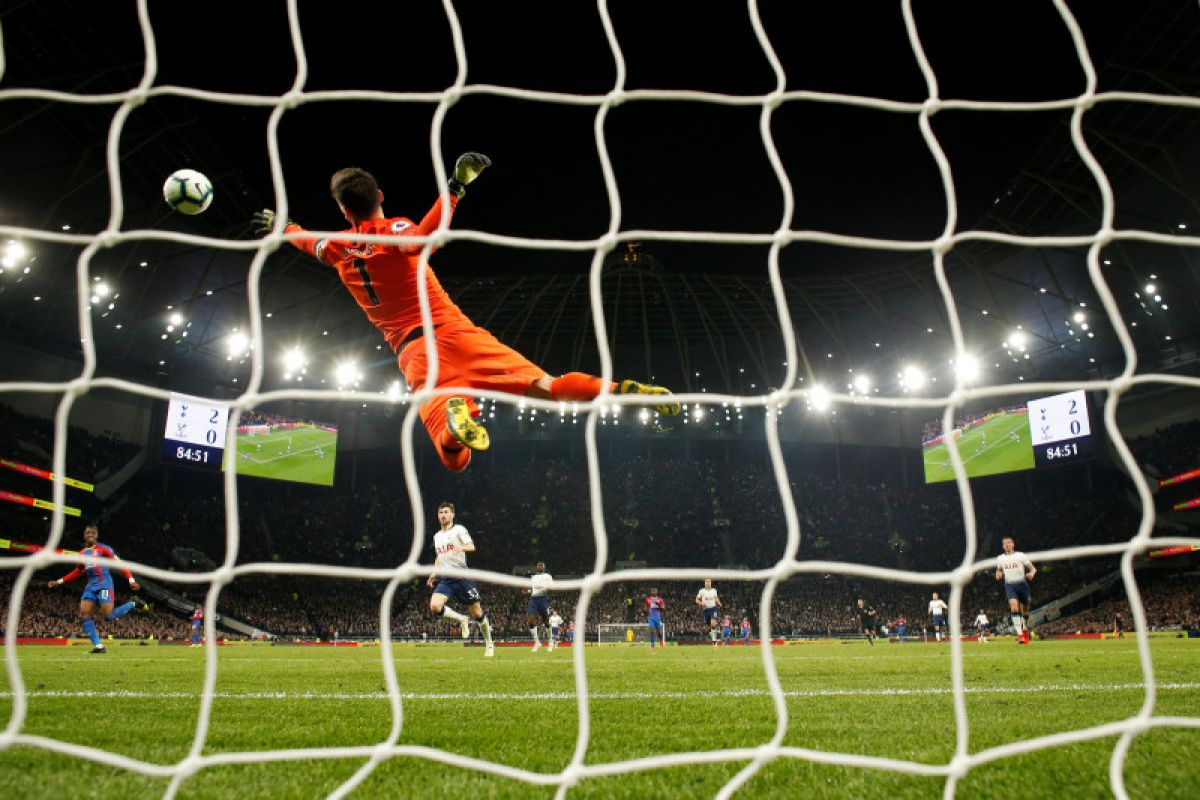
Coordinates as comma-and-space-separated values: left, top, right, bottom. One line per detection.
1, 0, 1198, 404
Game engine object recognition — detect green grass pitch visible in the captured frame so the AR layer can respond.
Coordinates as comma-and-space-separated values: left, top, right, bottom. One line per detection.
922, 412, 1034, 484
2, 638, 1196, 798
228, 427, 337, 487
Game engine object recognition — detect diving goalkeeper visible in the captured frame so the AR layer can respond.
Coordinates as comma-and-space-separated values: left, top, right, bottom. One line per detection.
254, 154, 678, 472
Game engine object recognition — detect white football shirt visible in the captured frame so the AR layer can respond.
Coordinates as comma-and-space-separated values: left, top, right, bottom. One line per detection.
998, 551, 1033, 583
548, 613, 563, 629
696, 587, 720, 608
929, 598, 948, 616
530, 571, 553, 597
433, 524, 472, 571
974, 614, 988, 627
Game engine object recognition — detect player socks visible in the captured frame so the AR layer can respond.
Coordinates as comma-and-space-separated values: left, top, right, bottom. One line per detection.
549, 372, 613, 401
530, 627, 540, 647
441, 607, 469, 624
82, 618, 101, 647
107, 601, 135, 621
479, 615, 493, 646
1011, 614, 1024, 634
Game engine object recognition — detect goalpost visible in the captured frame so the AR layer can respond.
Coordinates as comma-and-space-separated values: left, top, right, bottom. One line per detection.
1, 1, 1199, 798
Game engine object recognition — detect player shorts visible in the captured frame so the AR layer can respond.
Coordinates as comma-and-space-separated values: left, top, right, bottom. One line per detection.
703, 607, 720, 625
648, 615, 663, 630
1004, 581, 1031, 605
433, 578, 482, 606
932, 615, 946, 627
192, 620, 202, 630
527, 595, 550, 618
551, 626, 561, 638
81, 584, 114, 605
399, 319, 549, 454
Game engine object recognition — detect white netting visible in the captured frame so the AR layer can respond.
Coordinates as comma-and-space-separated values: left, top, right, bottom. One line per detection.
2, 0, 1200, 798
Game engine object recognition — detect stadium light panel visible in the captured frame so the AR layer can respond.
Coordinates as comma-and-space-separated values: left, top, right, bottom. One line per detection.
901, 365, 925, 391
1008, 330, 1027, 348
810, 385, 831, 411
168, 312, 183, 326
852, 374, 871, 394
227, 331, 250, 357
282, 347, 306, 372
334, 361, 360, 388
955, 354, 980, 383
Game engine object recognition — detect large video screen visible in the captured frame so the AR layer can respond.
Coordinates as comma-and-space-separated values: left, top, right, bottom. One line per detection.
162, 395, 338, 487
228, 413, 338, 487
922, 389, 1094, 484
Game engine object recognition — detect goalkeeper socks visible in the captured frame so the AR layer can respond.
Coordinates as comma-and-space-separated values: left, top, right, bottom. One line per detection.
549, 372, 614, 402
479, 615, 493, 646
441, 607, 469, 624
107, 601, 135, 621
530, 627, 540, 646
82, 618, 101, 647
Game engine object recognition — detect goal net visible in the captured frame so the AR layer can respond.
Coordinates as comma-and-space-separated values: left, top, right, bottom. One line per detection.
1, 1, 1199, 798
597, 623, 655, 645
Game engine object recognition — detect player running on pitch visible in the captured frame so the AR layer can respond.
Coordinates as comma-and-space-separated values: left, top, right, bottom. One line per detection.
695, 578, 722, 646
645, 588, 667, 650
856, 598, 878, 646
928, 592, 949, 642
974, 608, 990, 643
427, 502, 494, 656
995, 536, 1036, 644
47, 524, 147, 654
524, 561, 552, 652
740, 616, 752, 645
548, 610, 564, 650
254, 155, 679, 472
720, 614, 733, 646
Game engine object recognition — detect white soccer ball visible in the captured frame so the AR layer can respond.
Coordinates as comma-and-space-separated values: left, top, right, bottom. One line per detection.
163, 169, 214, 215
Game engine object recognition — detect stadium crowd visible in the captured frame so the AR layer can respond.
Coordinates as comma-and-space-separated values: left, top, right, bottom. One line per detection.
1, 414, 1197, 642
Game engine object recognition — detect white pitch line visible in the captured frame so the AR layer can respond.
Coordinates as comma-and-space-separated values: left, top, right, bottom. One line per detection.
3, 682, 1197, 702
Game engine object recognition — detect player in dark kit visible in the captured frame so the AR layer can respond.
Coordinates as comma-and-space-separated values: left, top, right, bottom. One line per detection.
856, 598, 878, 646
47, 524, 147, 653
645, 588, 667, 649
254, 154, 678, 472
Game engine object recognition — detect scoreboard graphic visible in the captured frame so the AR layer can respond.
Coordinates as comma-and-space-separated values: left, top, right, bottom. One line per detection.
162, 393, 230, 471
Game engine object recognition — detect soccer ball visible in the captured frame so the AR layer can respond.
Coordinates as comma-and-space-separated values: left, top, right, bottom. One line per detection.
162, 169, 214, 215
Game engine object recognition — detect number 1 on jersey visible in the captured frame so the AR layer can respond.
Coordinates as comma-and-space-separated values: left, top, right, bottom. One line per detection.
353, 258, 381, 305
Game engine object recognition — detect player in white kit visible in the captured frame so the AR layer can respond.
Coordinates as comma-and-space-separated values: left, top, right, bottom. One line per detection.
974, 609, 989, 643
427, 502, 495, 656
995, 536, 1036, 644
547, 611, 563, 650
928, 592, 949, 641
695, 578, 723, 646
524, 561, 553, 652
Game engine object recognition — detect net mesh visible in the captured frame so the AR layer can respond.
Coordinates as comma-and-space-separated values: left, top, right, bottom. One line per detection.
2, 0, 1200, 797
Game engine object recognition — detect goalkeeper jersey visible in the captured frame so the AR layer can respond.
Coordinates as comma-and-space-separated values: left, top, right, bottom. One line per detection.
285, 195, 470, 352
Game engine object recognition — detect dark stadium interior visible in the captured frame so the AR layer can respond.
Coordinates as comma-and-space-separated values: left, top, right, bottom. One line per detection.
1, 0, 1199, 646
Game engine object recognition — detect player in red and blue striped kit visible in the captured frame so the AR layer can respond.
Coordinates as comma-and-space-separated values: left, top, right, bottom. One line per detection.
47, 524, 146, 654
645, 589, 666, 649
190, 604, 204, 647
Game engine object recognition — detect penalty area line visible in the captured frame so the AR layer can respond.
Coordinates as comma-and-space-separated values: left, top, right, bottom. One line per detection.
4, 682, 1197, 702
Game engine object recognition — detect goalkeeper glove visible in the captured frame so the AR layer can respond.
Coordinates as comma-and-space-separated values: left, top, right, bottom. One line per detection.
252, 208, 293, 235
447, 152, 491, 198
